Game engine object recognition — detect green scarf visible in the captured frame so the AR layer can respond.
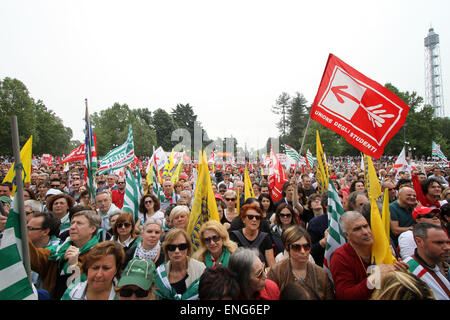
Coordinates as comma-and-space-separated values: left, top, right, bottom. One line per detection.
154, 263, 200, 300
48, 229, 102, 276
205, 247, 230, 268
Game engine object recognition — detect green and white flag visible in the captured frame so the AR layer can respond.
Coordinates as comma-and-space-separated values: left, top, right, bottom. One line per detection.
284, 144, 300, 162
152, 164, 165, 203
432, 141, 448, 163
123, 166, 142, 223
98, 124, 135, 175
0, 197, 37, 300
323, 178, 347, 282
306, 149, 314, 168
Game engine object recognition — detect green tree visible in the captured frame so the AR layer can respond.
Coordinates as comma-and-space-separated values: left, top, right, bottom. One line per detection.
285, 92, 309, 150
152, 108, 178, 151
272, 92, 291, 137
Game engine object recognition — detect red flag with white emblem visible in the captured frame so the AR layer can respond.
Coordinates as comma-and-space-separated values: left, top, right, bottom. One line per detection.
311, 54, 410, 159
268, 145, 288, 202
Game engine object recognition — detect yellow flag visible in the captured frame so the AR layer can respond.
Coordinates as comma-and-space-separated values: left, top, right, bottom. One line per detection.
363, 154, 382, 201
316, 130, 329, 194
171, 157, 184, 184
3, 135, 33, 196
244, 166, 255, 201
381, 187, 391, 242
236, 187, 240, 216
370, 197, 396, 265
162, 149, 174, 179
187, 150, 220, 251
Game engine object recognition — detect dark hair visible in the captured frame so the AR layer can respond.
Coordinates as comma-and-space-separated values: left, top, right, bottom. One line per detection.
282, 182, 295, 197
347, 191, 367, 211
32, 211, 61, 237
349, 180, 365, 193
279, 282, 320, 300
23, 188, 37, 200
258, 193, 275, 214
81, 241, 125, 277
421, 178, 443, 196
306, 193, 322, 209
396, 178, 412, 190
274, 203, 297, 226
413, 222, 444, 240
112, 212, 137, 239
138, 193, 161, 215
164, 203, 178, 218
69, 205, 93, 221
241, 197, 259, 209
198, 267, 240, 300
46, 194, 75, 211
0, 182, 13, 191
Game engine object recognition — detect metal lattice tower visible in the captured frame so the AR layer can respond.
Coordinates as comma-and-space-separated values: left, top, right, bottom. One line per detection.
424, 27, 445, 118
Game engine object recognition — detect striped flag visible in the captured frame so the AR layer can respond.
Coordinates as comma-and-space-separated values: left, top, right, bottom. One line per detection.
84, 105, 97, 202
98, 124, 135, 175
122, 166, 142, 223
316, 131, 329, 193
305, 149, 314, 168
323, 178, 347, 281
0, 196, 37, 300
432, 141, 448, 163
284, 144, 300, 162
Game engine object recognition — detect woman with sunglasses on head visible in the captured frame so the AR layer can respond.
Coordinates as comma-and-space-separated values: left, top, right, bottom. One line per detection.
267, 225, 335, 300
111, 212, 139, 254
229, 203, 275, 268
124, 218, 165, 268
138, 193, 165, 226
154, 228, 206, 300
192, 220, 238, 268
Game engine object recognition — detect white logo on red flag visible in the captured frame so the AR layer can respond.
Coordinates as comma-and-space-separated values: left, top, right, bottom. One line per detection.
311, 54, 409, 159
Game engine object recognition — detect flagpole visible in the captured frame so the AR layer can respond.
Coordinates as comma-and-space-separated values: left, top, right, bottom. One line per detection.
299, 114, 312, 157
11, 116, 33, 286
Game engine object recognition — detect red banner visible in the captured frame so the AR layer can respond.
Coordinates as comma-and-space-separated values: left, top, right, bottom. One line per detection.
62, 134, 97, 163
311, 54, 409, 158
268, 146, 288, 203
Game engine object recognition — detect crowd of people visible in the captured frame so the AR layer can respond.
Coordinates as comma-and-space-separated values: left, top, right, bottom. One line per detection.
0, 156, 449, 300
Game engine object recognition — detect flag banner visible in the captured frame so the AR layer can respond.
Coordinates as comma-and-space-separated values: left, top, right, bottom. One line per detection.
393, 147, 409, 172
171, 156, 184, 184
2, 136, 33, 196
123, 167, 141, 223
98, 124, 135, 175
162, 149, 175, 180
370, 197, 396, 265
363, 154, 382, 201
84, 106, 98, 202
0, 196, 37, 300
151, 146, 168, 171
284, 144, 300, 162
316, 131, 329, 194
61, 135, 97, 163
244, 166, 255, 201
432, 141, 449, 163
268, 145, 288, 203
187, 151, 220, 252
311, 54, 410, 159
323, 178, 346, 281
305, 149, 314, 168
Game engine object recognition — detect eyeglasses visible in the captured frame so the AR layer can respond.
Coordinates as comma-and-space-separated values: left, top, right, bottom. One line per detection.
203, 234, 221, 244
117, 182, 125, 185
51, 185, 59, 188
290, 243, 311, 252
246, 214, 261, 221
116, 222, 132, 229
166, 243, 189, 251
225, 198, 236, 201
279, 213, 292, 218
144, 200, 153, 205
27, 226, 43, 231
254, 265, 266, 279
119, 287, 149, 298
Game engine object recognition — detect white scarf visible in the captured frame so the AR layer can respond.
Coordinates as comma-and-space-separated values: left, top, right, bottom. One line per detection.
135, 241, 160, 261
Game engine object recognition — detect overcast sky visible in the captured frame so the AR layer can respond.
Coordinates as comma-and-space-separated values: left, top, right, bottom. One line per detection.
1, 0, 449, 153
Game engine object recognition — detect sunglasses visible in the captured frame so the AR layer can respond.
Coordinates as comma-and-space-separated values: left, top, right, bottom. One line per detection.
27, 226, 43, 231
418, 213, 440, 219
166, 243, 189, 251
119, 287, 149, 298
279, 213, 292, 218
225, 198, 236, 201
116, 222, 132, 228
117, 182, 125, 185
203, 234, 221, 244
290, 243, 311, 252
254, 265, 266, 279
144, 200, 153, 204
51, 185, 60, 188
246, 214, 261, 221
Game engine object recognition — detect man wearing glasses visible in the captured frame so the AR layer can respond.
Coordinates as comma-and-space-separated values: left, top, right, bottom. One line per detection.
112, 177, 126, 209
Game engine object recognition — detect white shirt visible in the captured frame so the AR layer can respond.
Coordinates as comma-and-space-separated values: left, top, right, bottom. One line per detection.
398, 230, 416, 260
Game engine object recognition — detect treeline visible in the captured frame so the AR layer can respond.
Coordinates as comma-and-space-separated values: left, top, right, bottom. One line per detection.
269, 83, 450, 157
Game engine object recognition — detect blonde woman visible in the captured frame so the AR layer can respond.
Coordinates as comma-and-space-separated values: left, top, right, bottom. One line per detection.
192, 220, 238, 268
169, 205, 190, 231
222, 190, 238, 228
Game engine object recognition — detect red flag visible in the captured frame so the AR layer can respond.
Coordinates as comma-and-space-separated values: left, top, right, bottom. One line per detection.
62, 134, 97, 163
412, 173, 440, 208
311, 54, 410, 159
268, 145, 288, 202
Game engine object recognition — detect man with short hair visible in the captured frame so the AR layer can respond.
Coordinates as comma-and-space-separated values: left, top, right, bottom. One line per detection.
179, 189, 193, 209
421, 178, 447, 209
69, 179, 82, 202
106, 174, 118, 191
95, 191, 120, 230
0, 182, 12, 200
404, 223, 450, 300
301, 174, 315, 197
260, 182, 270, 195
346, 191, 369, 213
217, 172, 233, 189
111, 177, 126, 209
330, 211, 407, 300
381, 180, 397, 203
50, 178, 63, 192
160, 180, 180, 211
390, 187, 417, 242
